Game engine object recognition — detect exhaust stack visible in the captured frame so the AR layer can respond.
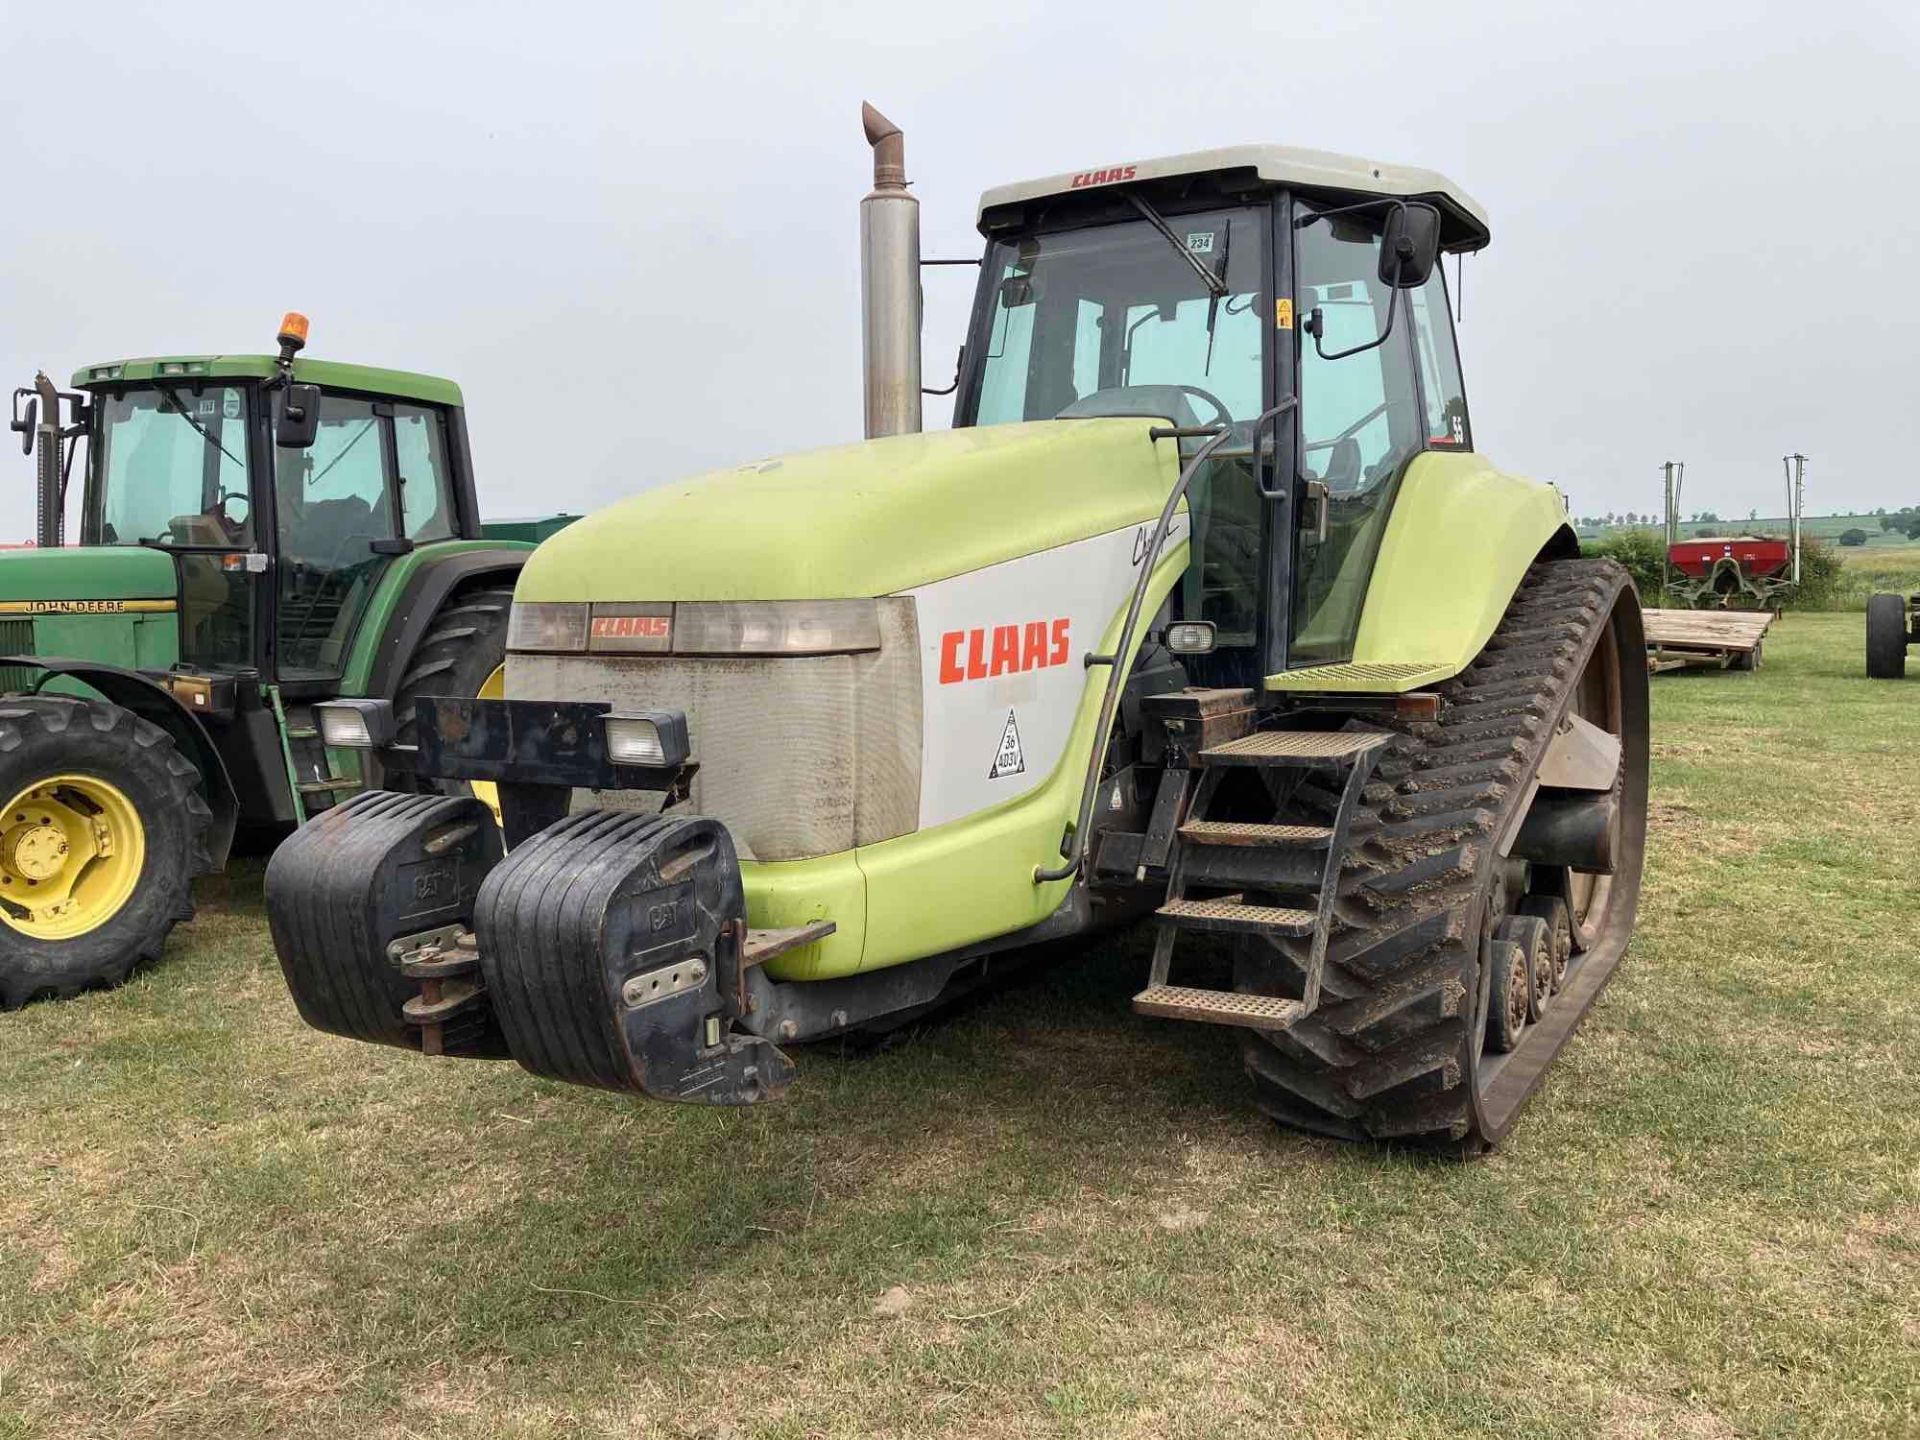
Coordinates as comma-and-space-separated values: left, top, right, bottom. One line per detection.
32, 372, 62, 549
859, 102, 921, 438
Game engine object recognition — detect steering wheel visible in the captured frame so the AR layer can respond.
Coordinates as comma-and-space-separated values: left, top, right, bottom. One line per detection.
1168, 384, 1232, 430
213, 490, 250, 542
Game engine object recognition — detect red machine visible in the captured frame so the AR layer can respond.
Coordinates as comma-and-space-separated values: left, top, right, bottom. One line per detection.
1666, 535, 1791, 582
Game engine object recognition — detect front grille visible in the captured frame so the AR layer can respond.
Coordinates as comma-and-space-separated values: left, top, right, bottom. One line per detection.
509, 598, 922, 862
0, 619, 36, 693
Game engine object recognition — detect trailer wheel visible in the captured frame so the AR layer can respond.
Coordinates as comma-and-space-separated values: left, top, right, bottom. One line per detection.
0, 698, 210, 1008
392, 585, 514, 795
1866, 594, 1907, 679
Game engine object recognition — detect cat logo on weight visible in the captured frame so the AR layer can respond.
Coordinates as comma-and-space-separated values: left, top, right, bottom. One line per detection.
988, 710, 1025, 780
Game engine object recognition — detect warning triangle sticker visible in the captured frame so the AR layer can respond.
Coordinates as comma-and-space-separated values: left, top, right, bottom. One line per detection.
988, 709, 1026, 779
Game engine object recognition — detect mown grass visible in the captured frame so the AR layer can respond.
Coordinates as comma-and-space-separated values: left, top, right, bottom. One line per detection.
3, 614, 1917, 1438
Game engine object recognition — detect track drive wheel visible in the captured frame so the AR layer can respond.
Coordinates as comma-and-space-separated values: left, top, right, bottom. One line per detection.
1866, 593, 1908, 679
1234, 558, 1649, 1151
0, 699, 211, 1008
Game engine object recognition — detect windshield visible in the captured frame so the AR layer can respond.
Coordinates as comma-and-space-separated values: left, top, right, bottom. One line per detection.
966, 205, 1266, 429
92, 386, 252, 546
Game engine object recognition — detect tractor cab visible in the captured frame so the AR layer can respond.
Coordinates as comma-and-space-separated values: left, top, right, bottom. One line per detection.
59, 316, 485, 693
948, 148, 1487, 687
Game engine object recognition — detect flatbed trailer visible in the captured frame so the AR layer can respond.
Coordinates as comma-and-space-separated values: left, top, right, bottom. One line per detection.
1643, 607, 1776, 673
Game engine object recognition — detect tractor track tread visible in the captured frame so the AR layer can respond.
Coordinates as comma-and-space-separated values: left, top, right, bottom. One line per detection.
390, 585, 514, 791
1231, 558, 1645, 1150
0, 698, 210, 1009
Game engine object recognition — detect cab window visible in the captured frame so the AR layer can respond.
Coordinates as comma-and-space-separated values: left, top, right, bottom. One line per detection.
1290, 206, 1426, 666
1409, 269, 1470, 448
274, 394, 396, 681
394, 404, 456, 541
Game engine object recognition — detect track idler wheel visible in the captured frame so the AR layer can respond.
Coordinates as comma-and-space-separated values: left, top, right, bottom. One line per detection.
1485, 936, 1530, 1054
1517, 895, 1571, 999
1500, 915, 1553, 1022
474, 809, 795, 1104
265, 790, 509, 1057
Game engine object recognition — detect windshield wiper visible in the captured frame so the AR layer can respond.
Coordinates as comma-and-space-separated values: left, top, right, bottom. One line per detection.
1126, 193, 1227, 298
156, 385, 245, 470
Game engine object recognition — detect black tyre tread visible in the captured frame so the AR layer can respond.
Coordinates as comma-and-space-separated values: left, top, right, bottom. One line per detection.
0, 698, 211, 1008
1235, 558, 1640, 1149
391, 585, 514, 776
1865, 593, 1907, 679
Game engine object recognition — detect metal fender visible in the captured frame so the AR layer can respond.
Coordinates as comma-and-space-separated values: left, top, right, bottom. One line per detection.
1274, 452, 1576, 693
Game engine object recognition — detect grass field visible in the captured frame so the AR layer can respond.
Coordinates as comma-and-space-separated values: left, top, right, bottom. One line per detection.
3, 614, 1917, 1439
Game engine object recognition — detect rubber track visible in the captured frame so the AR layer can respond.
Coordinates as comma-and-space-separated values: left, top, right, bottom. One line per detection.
1234, 558, 1636, 1150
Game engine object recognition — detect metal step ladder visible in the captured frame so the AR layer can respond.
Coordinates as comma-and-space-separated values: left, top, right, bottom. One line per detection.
1133, 728, 1389, 1032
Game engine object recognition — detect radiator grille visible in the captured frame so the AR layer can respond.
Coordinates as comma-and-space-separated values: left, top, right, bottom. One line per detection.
0, 619, 36, 693
508, 598, 921, 861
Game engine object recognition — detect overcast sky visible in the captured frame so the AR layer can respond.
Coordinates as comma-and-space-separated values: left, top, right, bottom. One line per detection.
3, 0, 1915, 541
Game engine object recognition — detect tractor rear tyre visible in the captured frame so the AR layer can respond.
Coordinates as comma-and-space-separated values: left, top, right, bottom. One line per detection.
391, 586, 514, 797
1866, 593, 1907, 679
0, 698, 212, 1008
1234, 558, 1649, 1151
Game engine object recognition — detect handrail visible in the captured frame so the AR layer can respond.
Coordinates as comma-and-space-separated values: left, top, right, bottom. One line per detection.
1034, 399, 1297, 884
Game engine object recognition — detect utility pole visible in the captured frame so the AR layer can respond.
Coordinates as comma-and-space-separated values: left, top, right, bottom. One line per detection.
1782, 453, 1807, 586
1661, 460, 1684, 592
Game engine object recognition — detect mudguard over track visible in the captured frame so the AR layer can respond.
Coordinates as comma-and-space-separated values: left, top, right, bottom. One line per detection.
1235, 558, 1649, 1150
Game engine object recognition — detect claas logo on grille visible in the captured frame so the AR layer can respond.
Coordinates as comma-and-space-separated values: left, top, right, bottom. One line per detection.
591, 614, 670, 640
939, 619, 1069, 684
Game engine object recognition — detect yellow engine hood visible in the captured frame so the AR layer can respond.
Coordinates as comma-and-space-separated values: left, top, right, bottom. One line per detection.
515, 419, 1178, 601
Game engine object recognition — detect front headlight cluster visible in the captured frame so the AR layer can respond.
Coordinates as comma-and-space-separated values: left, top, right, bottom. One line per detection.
508, 599, 881, 657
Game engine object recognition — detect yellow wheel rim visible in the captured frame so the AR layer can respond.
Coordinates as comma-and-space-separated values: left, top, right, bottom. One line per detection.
472, 665, 505, 831
0, 774, 147, 941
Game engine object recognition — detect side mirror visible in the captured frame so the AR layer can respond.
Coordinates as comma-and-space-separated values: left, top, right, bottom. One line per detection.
999, 273, 1037, 309
11, 397, 35, 455
275, 382, 322, 449
1378, 202, 1442, 289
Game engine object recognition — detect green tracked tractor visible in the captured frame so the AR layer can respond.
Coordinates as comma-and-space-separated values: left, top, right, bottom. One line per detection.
266, 108, 1648, 1151
1, 316, 574, 1006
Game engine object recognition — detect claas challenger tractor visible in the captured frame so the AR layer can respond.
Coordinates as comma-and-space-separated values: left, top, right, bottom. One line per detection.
0, 317, 573, 1006
267, 108, 1648, 1151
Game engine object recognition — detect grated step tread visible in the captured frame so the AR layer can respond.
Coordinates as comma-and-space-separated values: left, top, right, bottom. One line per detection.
1133, 984, 1306, 1030
1201, 729, 1390, 765
1157, 897, 1316, 935
1178, 820, 1334, 847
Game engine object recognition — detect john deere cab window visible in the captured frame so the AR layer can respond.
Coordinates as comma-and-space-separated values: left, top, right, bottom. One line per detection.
394, 404, 456, 542
89, 386, 258, 669
275, 394, 396, 681
92, 387, 252, 547
1290, 205, 1426, 666
965, 206, 1269, 656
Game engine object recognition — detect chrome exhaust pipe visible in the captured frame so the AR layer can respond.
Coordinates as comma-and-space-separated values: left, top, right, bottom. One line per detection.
860, 102, 921, 438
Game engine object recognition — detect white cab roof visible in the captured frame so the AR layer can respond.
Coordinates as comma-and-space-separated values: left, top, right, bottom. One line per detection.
977, 144, 1490, 249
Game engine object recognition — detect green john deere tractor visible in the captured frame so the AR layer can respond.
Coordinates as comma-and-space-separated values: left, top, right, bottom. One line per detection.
265, 109, 1648, 1152
1, 315, 573, 1006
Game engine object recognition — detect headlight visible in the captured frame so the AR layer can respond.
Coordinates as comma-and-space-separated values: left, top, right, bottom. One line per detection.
605, 710, 690, 768
668, 600, 880, 655
316, 699, 395, 749
507, 601, 589, 652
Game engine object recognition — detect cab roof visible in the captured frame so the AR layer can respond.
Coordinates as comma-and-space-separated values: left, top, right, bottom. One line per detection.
70, 355, 462, 407
977, 143, 1490, 252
